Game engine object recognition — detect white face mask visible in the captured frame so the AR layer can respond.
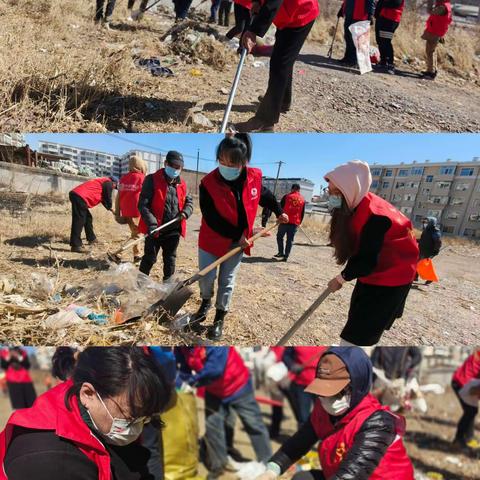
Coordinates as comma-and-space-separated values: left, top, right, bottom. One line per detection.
320, 393, 351, 416
88, 393, 147, 446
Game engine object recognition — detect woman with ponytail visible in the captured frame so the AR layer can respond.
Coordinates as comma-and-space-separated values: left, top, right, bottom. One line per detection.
189, 133, 289, 341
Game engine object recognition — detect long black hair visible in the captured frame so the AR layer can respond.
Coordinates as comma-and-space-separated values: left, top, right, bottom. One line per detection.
52, 347, 77, 381
216, 133, 252, 166
66, 347, 172, 418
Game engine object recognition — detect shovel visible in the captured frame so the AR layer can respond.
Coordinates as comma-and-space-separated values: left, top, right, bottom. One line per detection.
275, 286, 333, 346
327, 17, 340, 59
144, 221, 280, 321
299, 225, 314, 244
131, 0, 161, 19
107, 217, 180, 263
220, 47, 248, 133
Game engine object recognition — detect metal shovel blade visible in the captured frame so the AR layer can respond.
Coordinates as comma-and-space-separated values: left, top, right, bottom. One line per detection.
145, 281, 194, 322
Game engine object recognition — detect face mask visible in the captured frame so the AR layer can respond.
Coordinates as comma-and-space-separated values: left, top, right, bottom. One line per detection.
219, 164, 242, 181
320, 393, 351, 416
328, 194, 343, 212
89, 393, 146, 446
165, 165, 181, 179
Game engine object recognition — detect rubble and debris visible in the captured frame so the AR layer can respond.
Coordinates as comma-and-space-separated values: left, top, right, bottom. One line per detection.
134, 57, 174, 77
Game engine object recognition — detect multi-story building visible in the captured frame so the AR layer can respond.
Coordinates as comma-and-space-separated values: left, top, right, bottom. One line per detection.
115, 150, 163, 177
38, 141, 120, 177
369, 158, 480, 237
0, 134, 25, 148
262, 177, 315, 203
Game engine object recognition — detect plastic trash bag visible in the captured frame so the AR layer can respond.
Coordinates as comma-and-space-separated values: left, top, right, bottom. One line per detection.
348, 20, 372, 74
162, 392, 201, 480
417, 258, 439, 282
30, 273, 55, 300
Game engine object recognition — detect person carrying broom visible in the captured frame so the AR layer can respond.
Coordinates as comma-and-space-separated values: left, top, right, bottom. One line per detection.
323, 160, 419, 346
188, 133, 289, 341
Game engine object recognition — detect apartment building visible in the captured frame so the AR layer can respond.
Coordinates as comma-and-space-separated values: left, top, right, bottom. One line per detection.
0, 134, 25, 148
369, 158, 480, 237
262, 177, 315, 202
38, 141, 120, 177
114, 150, 163, 177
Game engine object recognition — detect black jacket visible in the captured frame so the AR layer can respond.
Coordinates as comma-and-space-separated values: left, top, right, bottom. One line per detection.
371, 347, 422, 380
270, 410, 397, 480
199, 168, 282, 242
418, 224, 442, 258
101, 181, 115, 211
4, 426, 153, 480
374, 0, 404, 19
138, 171, 194, 236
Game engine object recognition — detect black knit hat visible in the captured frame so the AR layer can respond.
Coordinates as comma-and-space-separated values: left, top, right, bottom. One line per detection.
166, 151, 184, 166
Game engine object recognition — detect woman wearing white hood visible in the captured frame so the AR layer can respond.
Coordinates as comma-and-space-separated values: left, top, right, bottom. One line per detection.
324, 160, 419, 346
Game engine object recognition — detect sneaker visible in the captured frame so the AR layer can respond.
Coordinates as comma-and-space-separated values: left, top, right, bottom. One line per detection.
274, 253, 284, 258
235, 116, 275, 133
88, 239, 99, 245
338, 57, 357, 67
282, 256, 288, 262
71, 245, 89, 253
386, 64, 396, 75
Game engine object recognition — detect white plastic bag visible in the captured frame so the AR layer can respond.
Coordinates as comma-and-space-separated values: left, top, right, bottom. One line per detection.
348, 20, 373, 74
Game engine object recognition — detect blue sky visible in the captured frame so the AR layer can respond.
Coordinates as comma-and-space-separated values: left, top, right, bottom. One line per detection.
25, 133, 479, 193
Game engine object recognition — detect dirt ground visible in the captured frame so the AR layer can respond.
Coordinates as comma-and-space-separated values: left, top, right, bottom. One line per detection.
0, 193, 479, 346
0, 0, 479, 132
0, 370, 479, 479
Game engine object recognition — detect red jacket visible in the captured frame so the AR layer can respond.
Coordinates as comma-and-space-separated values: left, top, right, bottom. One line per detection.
234, 0, 252, 9
0, 380, 112, 480
118, 172, 145, 218
273, 0, 320, 30
380, 0, 404, 22
425, 1, 452, 37
72, 177, 111, 209
288, 347, 326, 386
350, 193, 419, 286
199, 167, 262, 257
0, 349, 32, 384
341, 0, 370, 21
181, 347, 250, 399
311, 394, 414, 479
270, 347, 285, 362
138, 169, 187, 238
452, 350, 480, 387
282, 191, 305, 226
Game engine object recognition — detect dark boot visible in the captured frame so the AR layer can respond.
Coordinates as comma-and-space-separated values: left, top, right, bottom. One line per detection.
207, 309, 227, 341
188, 299, 212, 333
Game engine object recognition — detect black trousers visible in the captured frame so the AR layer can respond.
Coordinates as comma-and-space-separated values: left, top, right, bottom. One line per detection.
341, 281, 412, 345
127, 0, 148, 9
7, 382, 36, 410
293, 471, 326, 480
343, 17, 357, 63
218, 1, 232, 26
174, 0, 193, 19
139, 233, 180, 280
375, 16, 399, 65
256, 20, 315, 125
69, 191, 96, 248
452, 380, 478, 445
95, 0, 116, 19
142, 423, 164, 480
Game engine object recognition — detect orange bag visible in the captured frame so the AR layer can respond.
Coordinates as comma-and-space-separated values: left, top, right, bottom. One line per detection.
417, 258, 439, 282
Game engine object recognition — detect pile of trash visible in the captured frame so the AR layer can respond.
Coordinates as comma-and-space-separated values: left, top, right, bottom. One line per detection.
164, 21, 236, 70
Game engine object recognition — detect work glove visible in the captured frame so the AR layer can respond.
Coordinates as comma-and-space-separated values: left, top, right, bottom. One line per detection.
337, 6, 344, 18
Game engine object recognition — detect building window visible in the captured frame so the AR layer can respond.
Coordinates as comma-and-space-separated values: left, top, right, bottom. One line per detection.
446, 212, 459, 219
442, 226, 455, 234
395, 182, 405, 189
436, 182, 451, 189
401, 207, 412, 215
398, 169, 409, 177
450, 198, 464, 206
411, 167, 423, 176
371, 168, 382, 176
455, 183, 470, 191
440, 166, 455, 175
469, 214, 480, 222
371, 180, 379, 188
422, 188, 431, 195
385, 169, 393, 177
404, 194, 414, 201
425, 175, 433, 183
460, 168, 474, 177
463, 228, 476, 237
382, 182, 390, 188
408, 182, 419, 189
427, 210, 441, 218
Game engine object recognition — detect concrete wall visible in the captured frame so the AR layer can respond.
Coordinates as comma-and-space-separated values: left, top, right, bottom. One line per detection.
0, 161, 87, 195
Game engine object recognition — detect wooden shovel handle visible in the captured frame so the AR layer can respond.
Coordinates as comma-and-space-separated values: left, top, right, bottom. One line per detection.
196, 222, 280, 278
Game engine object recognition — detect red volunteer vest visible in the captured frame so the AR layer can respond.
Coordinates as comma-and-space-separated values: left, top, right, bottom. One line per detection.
289, 347, 326, 386
181, 347, 250, 399
380, 0, 405, 22
0, 350, 32, 384
199, 167, 262, 257
425, 1, 452, 37
452, 350, 480, 387
118, 172, 145, 218
270, 347, 286, 363
283, 191, 305, 226
273, 0, 320, 30
72, 177, 111, 209
311, 394, 414, 479
0, 380, 112, 480
234, 0, 252, 9
342, 0, 369, 20
350, 193, 419, 286
138, 169, 187, 238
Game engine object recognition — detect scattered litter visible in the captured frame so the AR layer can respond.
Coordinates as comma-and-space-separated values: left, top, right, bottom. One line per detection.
298, 69, 306, 75
0, 277, 15, 294
51, 293, 62, 303
67, 304, 92, 319
63, 284, 82, 298
445, 456, 462, 466
426, 472, 444, 480
0, 295, 50, 315
30, 273, 55, 300
88, 313, 109, 325
190, 68, 203, 77
252, 61, 266, 68
134, 57, 174, 77
43, 310, 83, 330
220, 87, 229, 95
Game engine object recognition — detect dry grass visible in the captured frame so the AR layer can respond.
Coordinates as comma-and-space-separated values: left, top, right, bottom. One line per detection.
309, 7, 480, 79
